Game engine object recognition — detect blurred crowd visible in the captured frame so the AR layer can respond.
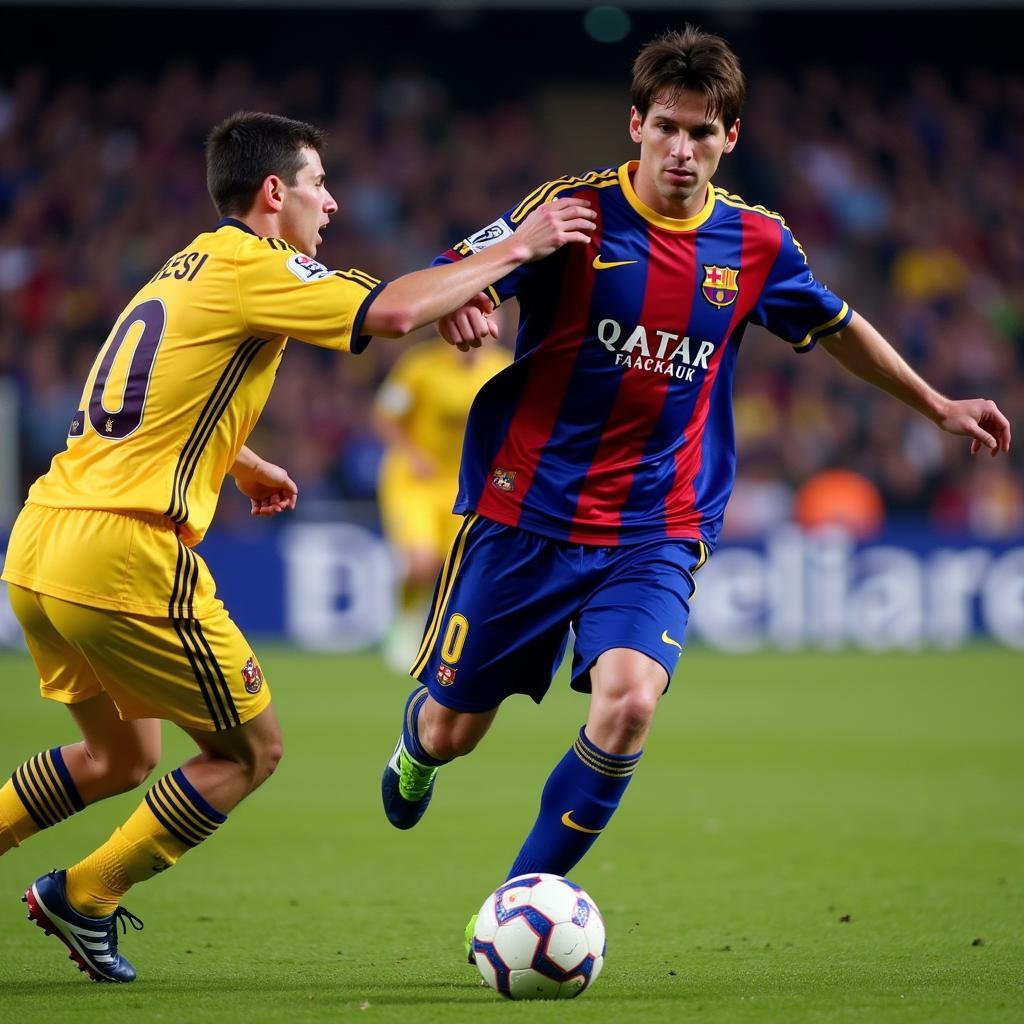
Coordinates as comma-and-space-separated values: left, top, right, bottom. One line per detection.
1, 58, 1022, 539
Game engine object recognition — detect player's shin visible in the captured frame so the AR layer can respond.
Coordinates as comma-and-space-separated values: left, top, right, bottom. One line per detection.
0, 748, 85, 855
64, 768, 226, 916
506, 727, 641, 879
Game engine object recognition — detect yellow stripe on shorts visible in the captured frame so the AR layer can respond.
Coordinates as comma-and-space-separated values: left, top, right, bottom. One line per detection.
411, 514, 479, 677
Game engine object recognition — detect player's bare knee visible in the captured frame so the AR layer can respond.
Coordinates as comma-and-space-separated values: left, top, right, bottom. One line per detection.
592, 689, 658, 750
119, 752, 160, 791
406, 561, 438, 590
244, 734, 283, 791
88, 750, 159, 795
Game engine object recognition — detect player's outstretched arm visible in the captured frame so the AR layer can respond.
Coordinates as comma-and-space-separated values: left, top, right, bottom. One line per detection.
231, 445, 299, 516
362, 198, 595, 339
820, 312, 1012, 456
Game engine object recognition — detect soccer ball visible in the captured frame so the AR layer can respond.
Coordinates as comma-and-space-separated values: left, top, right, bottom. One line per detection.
471, 873, 606, 999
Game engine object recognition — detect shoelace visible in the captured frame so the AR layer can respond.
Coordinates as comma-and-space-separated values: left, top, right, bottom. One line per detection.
110, 907, 145, 940
398, 751, 437, 800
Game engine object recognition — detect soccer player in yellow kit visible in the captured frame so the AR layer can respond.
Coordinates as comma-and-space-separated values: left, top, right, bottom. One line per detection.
375, 339, 511, 669
0, 111, 596, 982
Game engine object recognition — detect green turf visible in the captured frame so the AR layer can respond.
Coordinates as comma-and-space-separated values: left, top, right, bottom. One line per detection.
0, 645, 1021, 1022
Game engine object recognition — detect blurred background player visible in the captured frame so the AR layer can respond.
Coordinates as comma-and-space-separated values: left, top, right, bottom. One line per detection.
374, 335, 511, 670
0, 110, 596, 983
378, 25, 1012, 952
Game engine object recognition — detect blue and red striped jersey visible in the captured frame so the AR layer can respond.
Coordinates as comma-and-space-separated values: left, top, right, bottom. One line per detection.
435, 161, 852, 549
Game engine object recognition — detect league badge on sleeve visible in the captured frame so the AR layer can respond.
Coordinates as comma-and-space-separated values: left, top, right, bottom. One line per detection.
464, 218, 513, 253
285, 252, 332, 282
702, 265, 740, 308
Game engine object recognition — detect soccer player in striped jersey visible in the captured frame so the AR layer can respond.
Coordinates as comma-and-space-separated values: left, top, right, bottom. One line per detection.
0, 111, 595, 982
380, 26, 1012, 938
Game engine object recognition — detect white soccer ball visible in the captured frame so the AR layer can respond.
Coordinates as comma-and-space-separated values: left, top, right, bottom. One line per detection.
471, 873, 606, 1000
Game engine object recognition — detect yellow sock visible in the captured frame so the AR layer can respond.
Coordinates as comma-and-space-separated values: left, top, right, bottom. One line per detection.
65, 769, 226, 917
0, 748, 84, 855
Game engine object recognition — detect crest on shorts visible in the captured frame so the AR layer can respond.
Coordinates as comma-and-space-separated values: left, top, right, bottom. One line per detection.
241, 656, 264, 694
492, 468, 516, 492
436, 664, 457, 686
702, 265, 740, 308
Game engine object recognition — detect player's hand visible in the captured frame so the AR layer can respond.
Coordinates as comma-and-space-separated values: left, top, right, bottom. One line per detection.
937, 398, 1012, 456
514, 197, 596, 263
233, 457, 299, 516
439, 293, 498, 351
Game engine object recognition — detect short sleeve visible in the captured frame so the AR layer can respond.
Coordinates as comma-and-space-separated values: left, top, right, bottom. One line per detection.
747, 225, 852, 353
432, 206, 534, 308
236, 241, 385, 353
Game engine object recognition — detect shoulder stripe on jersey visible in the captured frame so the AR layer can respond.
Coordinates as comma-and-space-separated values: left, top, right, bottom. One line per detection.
716, 191, 808, 261
510, 169, 618, 224
333, 268, 381, 291
169, 541, 240, 730
792, 302, 851, 351
164, 336, 267, 525
262, 237, 299, 253
410, 513, 479, 677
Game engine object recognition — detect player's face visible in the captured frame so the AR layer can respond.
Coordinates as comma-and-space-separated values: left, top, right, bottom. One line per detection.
279, 148, 338, 256
630, 91, 739, 219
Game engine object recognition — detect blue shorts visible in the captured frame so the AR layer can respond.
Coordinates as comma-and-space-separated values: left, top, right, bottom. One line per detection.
410, 514, 708, 713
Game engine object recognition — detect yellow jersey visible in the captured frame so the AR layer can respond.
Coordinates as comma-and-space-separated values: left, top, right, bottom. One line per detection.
3, 219, 382, 617
375, 339, 511, 479
26, 218, 382, 546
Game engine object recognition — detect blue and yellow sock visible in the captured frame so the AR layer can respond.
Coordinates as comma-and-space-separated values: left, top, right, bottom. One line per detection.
507, 727, 641, 879
0, 748, 85, 855
66, 768, 226, 917
401, 685, 449, 768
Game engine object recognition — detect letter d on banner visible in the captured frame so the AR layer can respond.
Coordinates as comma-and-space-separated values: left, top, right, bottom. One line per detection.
281, 523, 396, 650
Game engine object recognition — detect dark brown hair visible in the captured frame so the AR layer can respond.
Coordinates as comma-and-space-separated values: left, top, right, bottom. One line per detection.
206, 111, 326, 216
631, 25, 746, 128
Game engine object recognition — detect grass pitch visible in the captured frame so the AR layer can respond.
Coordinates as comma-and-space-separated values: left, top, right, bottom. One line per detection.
0, 645, 1021, 1022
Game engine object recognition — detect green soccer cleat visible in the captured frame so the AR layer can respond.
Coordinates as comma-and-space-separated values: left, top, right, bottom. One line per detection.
381, 740, 439, 830
464, 913, 478, 964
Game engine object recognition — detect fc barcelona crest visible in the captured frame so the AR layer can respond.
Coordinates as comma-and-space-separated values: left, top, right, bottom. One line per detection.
702, 265, 740, 308
492, 468, 516, 492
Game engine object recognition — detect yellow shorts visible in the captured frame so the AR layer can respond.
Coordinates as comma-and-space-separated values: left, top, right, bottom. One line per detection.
6, 584, 270, 733
2, 503, 217, 618
378, 462, 462, 559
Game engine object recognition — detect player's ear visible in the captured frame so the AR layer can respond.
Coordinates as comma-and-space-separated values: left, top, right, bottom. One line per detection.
629, 106, 644, 144
723, 118, 740, 154
260, 174, 286, 213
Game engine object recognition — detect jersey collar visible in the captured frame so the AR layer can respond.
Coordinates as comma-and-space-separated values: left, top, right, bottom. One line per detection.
215, 217, 257, 235
618, 161, 716, 232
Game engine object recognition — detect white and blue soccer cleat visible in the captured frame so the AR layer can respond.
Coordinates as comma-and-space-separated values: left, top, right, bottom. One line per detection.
381, 739, 438, 830
23, 870, 144, 983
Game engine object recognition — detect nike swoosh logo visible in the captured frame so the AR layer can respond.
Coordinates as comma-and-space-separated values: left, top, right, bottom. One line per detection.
561, 810, 603, 835
661, 629, 683, 651
592, 255, 638, 270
